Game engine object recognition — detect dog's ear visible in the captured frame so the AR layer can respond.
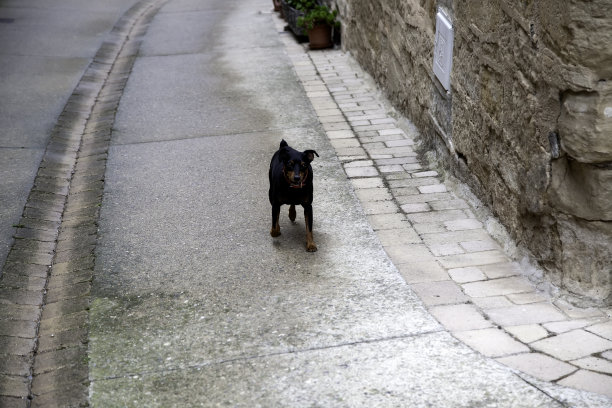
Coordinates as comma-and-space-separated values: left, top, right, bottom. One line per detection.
302, 150, 319, 163
279, 147, 290, 163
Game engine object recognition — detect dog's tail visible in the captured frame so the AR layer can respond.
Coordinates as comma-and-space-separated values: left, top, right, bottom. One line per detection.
280, 139, 288, 148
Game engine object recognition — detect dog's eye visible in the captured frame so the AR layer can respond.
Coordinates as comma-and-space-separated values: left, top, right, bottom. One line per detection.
287, 161, 294, 167
300, 162, 307, 168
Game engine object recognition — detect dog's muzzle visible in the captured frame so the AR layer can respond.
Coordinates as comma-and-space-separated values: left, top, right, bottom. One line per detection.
284, 166, 309, 189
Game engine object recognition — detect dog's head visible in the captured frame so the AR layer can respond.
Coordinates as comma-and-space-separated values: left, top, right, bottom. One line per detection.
279, 145, 319, 188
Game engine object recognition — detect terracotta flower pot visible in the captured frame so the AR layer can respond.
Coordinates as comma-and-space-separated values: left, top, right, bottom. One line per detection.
307, 23, 332, 50
272, 0, 281, 12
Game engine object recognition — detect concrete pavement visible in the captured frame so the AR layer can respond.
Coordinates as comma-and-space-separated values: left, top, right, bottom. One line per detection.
0, 0, 611, 406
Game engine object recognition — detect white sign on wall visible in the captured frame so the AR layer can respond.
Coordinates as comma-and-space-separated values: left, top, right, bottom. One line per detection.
433, 9, 454, 91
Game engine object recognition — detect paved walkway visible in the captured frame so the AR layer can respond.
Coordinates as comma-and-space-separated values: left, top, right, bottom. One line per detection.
274, 14, 612, 401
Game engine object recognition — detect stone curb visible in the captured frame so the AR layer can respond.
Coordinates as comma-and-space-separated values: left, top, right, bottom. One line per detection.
0, 1, 166, 406
274, 16, 612, 400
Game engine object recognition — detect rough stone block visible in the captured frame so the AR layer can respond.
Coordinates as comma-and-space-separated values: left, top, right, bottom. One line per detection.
559, 91, 612, 163
550, 159, 612, 220
555, 217, 612, 304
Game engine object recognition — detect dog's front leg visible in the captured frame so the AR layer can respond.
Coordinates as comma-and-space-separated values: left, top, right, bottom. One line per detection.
270, 204, 281, 237
303, 204, 317, 252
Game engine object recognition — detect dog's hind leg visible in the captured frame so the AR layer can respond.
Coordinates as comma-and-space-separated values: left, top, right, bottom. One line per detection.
288, 204, 296, 223
270, 204, 281, 237
303, 204, 317, 252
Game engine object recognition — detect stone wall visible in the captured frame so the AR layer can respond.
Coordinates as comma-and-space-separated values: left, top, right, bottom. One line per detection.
326, 0, 612, 305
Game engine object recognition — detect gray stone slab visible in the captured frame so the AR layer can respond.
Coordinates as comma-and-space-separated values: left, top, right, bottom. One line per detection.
429, 304, 493, 332
410, 281, 469, 306
454, 328, 530, 357
438, 250, 510, 269
585, 320, 612, 340
531, 330, 612, 361
486, 303, 567, 326
497, 353, 577, 382
571, 356, 612, 375
396, 261, 450, 283
558, 370, 612, 399
505, 324, 550, 343
462, 276, 535, 298
448, 266, 487, 283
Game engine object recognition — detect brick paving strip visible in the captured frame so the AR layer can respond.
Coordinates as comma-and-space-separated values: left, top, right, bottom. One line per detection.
273, 17, 612, 400
0, 1, 166, 406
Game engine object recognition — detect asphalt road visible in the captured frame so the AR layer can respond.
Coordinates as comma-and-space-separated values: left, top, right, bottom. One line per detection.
0, 0, 140, 271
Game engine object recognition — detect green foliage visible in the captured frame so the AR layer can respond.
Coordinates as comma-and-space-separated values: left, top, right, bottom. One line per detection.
286, 0, 316, 12
297, 5, 339, 31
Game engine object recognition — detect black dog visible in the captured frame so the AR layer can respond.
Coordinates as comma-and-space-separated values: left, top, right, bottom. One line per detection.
269, 140, 319, 252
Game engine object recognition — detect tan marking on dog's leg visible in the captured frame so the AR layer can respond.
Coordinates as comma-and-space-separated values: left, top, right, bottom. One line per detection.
304, 214, 317, 252
289, 204, 296, 222
270, 207, 281, 237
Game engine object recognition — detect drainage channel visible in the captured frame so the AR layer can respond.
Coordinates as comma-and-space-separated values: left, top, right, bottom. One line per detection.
0, 1, 165, 406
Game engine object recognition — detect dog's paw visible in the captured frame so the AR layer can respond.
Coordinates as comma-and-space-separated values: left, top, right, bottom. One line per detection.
270, 228, 281, 237
306, 242, 318, 252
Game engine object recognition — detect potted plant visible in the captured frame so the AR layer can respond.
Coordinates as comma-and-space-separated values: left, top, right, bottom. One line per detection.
282, 0, 317, 37
297, 5, 339, 49
273, 0, 281, 12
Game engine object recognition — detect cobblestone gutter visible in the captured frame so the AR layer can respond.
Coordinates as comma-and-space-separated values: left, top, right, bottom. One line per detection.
0, 1, 165, 406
